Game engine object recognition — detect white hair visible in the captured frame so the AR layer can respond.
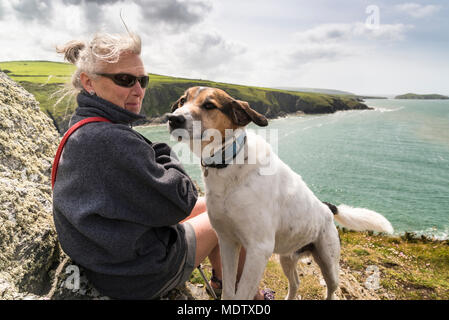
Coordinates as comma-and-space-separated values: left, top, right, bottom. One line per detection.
56, 32, 142, 92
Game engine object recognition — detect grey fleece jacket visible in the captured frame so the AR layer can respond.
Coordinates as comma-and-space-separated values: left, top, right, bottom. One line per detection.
52, 92, 198, 299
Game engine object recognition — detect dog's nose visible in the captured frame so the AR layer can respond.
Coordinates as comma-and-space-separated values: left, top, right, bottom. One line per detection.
167, 113, 186, 128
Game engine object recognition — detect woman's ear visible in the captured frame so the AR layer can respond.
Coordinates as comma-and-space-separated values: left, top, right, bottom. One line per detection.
80, 72, 95, 95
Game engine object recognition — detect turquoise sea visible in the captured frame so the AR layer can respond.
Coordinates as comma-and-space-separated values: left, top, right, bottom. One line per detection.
136, 99, 449, 239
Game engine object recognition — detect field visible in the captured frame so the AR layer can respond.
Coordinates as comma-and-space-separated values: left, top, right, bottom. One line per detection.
0, 61, 75, 84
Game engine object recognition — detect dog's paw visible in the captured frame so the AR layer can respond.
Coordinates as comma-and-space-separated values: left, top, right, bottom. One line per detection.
327, 293, 339, 300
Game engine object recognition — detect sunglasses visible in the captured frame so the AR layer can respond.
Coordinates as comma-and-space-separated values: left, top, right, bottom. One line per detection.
96, 73, 149, 88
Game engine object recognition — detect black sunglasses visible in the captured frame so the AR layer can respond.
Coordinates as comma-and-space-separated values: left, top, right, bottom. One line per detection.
96, 73, 149, 88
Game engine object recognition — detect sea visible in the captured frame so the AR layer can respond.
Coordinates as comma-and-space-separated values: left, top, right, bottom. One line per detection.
136, 99, 449, 240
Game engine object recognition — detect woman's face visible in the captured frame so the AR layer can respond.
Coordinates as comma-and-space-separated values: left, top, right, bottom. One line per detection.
82, 53, 147, 114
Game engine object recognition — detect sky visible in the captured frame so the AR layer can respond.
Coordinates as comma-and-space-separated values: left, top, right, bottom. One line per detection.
0, 0, 448, 96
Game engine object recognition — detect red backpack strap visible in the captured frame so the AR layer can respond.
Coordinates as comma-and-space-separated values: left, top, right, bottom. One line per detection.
51, 117, 112, 190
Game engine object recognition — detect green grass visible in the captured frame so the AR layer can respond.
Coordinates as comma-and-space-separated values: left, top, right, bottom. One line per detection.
338, 230, 449, 299
0, 61, 75, 84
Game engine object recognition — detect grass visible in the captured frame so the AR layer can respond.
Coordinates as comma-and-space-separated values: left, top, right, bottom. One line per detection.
340, 230, 449, 299
0, 60, 75, 84
190, 229, 449, 300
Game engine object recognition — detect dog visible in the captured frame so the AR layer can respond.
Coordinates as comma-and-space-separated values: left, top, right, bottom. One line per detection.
168, 86, 393, 300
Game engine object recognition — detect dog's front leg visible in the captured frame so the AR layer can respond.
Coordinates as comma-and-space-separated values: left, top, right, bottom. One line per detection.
218, 236, 240, 300
234, 246, 272, 300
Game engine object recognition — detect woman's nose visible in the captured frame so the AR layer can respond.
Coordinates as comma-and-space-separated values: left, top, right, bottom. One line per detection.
131, 81, 146, 96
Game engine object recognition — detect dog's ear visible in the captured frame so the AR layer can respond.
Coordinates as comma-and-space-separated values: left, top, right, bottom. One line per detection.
227, 99, 268, 127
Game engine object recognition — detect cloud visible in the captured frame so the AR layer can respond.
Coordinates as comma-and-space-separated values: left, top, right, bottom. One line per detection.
6, 0, 211, 31
62, 0, 123, 4
136, 0, 212, 32
395, 3, 441, 18
285, 22, 413, 67
180, 31, 246, 70
9, 0, 54, 22
295, 22, 412, 44
288, 43, 353, 66
140, 28, 248, 83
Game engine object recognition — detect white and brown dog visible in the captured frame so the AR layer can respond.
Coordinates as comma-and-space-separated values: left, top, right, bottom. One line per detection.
168, 86, 393, 300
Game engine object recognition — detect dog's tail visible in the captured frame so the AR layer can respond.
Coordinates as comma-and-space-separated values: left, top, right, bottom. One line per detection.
323, 202, 394, 234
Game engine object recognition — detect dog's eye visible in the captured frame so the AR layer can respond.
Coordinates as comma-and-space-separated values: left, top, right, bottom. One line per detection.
202, 102, 216, 110
179, 97, 186, 106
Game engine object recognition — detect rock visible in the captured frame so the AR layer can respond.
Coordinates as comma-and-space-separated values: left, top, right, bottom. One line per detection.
44, 252, 209, 300
159, 282, 209, 301
273, 254, 385, 300
0, 72, 60, 297
44, 253, 110, 300
337, 266, 380, 300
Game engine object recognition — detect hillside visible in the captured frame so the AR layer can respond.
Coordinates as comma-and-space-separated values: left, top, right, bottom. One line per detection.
0, 61, 370, 134
395, 93, 449, 100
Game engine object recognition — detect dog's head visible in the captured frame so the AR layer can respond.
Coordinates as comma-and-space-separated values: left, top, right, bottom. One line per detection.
168, 86, 268, 141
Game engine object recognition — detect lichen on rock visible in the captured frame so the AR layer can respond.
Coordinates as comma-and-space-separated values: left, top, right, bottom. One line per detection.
0, 72, 61, 298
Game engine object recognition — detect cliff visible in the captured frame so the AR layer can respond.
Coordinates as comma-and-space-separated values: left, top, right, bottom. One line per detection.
0, 72, 60, 298
143, 82, 371, 124
1, 61, 370, 134
25, 80, 371, 134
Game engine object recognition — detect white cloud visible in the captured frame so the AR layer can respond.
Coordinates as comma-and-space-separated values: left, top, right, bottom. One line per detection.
287, 43, 355, 66
294, 22, 413, 44
282, 22, 413, 70
396, 3, 441, 18
135, 0, 212, 32
179, 32, 246, 70
140, 28, 248, 81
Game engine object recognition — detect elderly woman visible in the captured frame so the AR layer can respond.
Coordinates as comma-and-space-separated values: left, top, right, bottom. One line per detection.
53, 32, 271, 300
